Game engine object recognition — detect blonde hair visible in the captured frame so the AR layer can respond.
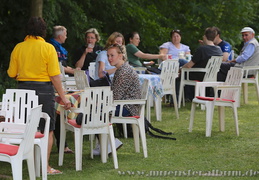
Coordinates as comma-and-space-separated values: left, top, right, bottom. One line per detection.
85, 28, 101, 42
107, 44, 127, 61
52, 25, 66, 38
104, 32, 125, 49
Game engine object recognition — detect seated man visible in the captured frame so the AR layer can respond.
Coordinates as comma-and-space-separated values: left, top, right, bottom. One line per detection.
213, 27, 232, 61
217, 27, 259, 82
177, 27, 222, 101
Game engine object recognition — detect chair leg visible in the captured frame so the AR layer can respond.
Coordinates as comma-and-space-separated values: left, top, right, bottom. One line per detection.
255, 80, 259, 104
146, 94, 151, 122
122, 123, 128, 138
27, 153, 36, 180
99, 134, 108, 163
205, 103, 214, 137
108, 124, 118, 169
172, 93, 179, 119
138, 119, 148, 158
132, 124, 140, 153
74, 129, 83, 171
243, 83, 248, 104
178, 83, 184, 108
189, 102, 196, 132
218, 106, 225, 132
11, 158, 23, 180
34, 145, 41, 178
232, 106, 239, 136
154, 97, 162, 121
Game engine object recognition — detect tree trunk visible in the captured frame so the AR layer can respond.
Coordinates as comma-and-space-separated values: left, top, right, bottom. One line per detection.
30, 0, 43, 17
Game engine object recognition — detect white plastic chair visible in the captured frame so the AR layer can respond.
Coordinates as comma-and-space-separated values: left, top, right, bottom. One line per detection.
111, 79, 149, 158
74, 69, 90, 90
241, 66, 259, 104
155, 60, 179, 120
88, 62, 96, 79
189, 67, 243, 137
59, 62, 76, 90
0, 105, 42, 180
58, 86, 118, 170
0, 89, 50, 180
178, 56, 223, 108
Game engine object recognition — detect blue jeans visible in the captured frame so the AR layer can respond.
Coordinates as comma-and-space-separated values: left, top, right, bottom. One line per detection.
179, 59, 188, 67
115, 105, 131, 117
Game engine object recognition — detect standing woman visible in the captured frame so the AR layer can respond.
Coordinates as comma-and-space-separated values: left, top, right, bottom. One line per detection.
73, 28, 103, 70
95, 32, 124, 79
107, 44, 141, 117
7, 17, 71, 174
159, 29, 191, 66
125, 32, 166, 67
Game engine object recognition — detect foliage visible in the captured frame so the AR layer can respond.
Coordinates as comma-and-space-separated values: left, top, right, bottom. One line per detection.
1, 0, 259, 94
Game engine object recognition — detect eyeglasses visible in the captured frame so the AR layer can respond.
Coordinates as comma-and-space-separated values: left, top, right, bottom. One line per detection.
109, 43, 123, 54
86, 36, 96, 40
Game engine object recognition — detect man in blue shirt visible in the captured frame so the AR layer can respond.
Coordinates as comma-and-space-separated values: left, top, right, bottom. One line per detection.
217, 27, 259, 81
50, 26, 75, 75
213, 27, 232, 61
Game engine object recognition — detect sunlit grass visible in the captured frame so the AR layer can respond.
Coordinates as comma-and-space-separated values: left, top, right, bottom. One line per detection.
1, 85, 259, 180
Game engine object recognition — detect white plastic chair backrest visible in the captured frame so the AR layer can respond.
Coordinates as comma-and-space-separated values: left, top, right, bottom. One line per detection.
203, 56, 222, 82
160, 60, 179, 94
220, 67, 243, 100
141, 79, 149, 100
88, 62, 96, 79
74, 69, 90, 90
1, 89, 38, 124
79, 86, 113, 128
59, 62, 66, 81
18, 105, 42, 156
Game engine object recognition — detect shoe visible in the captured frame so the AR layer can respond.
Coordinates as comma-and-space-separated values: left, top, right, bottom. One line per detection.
93, 144, 101, 156
93, 138, 123, 156
108, 138, 123, 155
47, 168, 63, 175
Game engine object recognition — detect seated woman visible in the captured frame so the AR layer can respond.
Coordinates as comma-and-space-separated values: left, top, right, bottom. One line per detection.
159, 29, 191, 66
73, 28, 103, 70
108, 44, 141, 116
94, 32, 124, 80
125, 32, 166, 67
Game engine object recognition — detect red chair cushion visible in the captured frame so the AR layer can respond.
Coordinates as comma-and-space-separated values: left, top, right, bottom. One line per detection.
68, 119, 81, 128
35, 132, 44, 138
127, 116, 140, 119
0, 143, 19, 156
196, 96, 235, 102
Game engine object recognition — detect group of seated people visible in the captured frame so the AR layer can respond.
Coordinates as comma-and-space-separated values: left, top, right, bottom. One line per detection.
46, 23, 259, 173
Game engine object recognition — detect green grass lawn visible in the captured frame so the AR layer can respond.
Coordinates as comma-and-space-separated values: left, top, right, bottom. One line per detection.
1, 86, 259, 180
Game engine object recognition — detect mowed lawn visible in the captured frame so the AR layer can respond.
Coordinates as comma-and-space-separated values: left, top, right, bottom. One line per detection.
0, 84, 259, 180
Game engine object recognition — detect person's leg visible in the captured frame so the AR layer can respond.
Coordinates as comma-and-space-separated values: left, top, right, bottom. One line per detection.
179, 59, 188, 67
47, 131, 54, 172
217, 62, 235, 82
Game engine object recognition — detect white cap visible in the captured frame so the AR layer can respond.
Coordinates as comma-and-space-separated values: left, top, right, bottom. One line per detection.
241, 27, 255, 34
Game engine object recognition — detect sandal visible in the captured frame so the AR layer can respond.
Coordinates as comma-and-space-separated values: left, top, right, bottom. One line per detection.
47, 168, 63, 175
64, 147, 74, 154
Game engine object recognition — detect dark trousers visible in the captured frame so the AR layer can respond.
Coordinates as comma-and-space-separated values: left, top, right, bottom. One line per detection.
217, 62, 235, 82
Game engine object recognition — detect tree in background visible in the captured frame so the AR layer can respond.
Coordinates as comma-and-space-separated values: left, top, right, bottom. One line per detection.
1, 0, 259, 96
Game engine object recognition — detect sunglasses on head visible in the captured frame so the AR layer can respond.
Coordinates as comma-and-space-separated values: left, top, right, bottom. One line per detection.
109, 43, 123, 54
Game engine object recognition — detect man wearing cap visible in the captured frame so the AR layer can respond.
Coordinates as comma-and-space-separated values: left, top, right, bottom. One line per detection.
217, 27, 259, 81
